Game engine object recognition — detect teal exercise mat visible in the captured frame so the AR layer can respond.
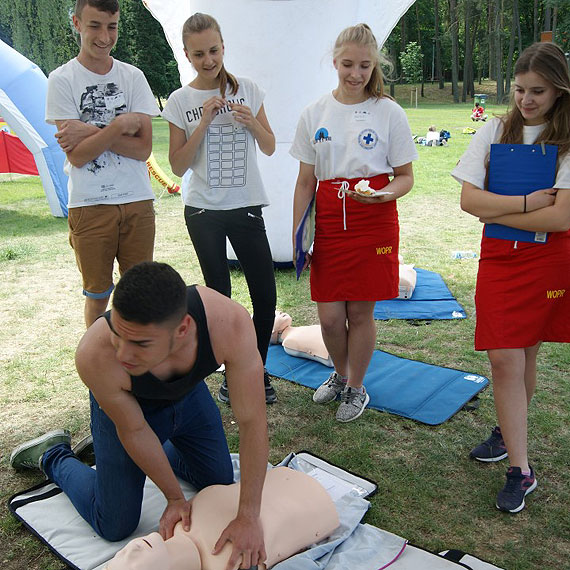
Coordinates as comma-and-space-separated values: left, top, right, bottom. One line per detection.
266, 345, 488, 425
374, 268, 467, 320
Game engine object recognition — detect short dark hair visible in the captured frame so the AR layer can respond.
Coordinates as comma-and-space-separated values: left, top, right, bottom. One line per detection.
74, 0, 119, 18
112, 262, 187, 326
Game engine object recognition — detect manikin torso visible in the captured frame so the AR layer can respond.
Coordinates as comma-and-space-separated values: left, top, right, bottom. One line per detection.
107, 467, 339, 570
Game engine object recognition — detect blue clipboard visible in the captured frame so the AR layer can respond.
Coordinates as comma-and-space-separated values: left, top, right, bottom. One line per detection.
294, 196, 315, 280
485, 143, 558, 243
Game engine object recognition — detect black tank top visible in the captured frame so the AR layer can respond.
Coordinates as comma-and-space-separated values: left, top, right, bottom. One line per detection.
103, 286, 219, 405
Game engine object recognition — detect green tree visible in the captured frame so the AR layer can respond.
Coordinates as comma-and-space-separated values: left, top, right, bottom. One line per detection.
122, 0, 180, 109
400, 41, 424, 83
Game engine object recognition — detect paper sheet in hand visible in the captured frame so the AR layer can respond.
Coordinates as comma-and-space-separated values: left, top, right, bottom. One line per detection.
485, 143, 558, 243
295, 196, 315, 279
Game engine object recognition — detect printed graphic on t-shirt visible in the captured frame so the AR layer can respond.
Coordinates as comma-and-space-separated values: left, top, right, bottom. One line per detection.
207, 124, 247, 187
79, 82, 126, 175
358, 129, 379, 150
313, 127, 332, 144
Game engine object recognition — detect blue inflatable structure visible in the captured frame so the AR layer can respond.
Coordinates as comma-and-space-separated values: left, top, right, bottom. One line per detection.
0, 39, 68, 217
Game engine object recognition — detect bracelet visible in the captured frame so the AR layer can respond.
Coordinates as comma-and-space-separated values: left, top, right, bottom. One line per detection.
523, 194, 527, 213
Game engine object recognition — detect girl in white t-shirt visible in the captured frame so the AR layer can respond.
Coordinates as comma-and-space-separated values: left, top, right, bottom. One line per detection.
163, 13, 277, 405
452, 42, 570, 514
290, 23, 417, 423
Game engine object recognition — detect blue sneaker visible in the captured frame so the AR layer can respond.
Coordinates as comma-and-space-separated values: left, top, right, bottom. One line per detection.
470, 426, 508, 462
496, 466, 537, 513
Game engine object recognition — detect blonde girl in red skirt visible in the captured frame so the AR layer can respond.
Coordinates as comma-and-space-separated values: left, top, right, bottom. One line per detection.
290, 24, 417, 423
453, 42, 570, 513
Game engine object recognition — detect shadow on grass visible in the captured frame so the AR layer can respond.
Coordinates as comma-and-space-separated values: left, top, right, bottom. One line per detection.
0, 208, 68, 238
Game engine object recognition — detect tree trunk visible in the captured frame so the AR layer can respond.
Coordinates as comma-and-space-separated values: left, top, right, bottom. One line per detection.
553, 7, 558, 38
399, 15, 406, 84
517, 0, 523, 54
462, 0, 473, 103
487, 1, 495, 79
449, 0, 459, 102
505, 0, 518, 96
416, 2, 425, 97
469, 16, 478, 95
533, 0, 538, 42
495, 0, 504, 104
544, 6, 551, 31
435, 0, 444, 89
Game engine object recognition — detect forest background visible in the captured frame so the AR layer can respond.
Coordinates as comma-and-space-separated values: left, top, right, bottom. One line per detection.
0, 0, 568, 109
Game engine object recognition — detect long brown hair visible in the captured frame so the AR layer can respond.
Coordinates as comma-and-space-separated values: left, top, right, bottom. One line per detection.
333, 23, 392, 100
182, 13, 238, 98
499, 42, 570, 157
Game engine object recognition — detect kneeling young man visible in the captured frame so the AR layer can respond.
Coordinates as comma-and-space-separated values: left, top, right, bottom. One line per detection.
11, 262, 269, 570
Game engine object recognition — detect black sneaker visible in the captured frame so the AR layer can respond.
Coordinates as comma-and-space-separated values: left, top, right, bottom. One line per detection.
496, 466, 537, 513
264, 371, 277, 405
72, 434, 95, 465
470, 426, 508, 462
218, 371, 277, 405
217, 378, 230, 404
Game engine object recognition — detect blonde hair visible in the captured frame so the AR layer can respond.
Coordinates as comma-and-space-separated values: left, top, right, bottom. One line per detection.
500, 42, 570, 157
182, 13, 238, 98
333, 23, 391, 100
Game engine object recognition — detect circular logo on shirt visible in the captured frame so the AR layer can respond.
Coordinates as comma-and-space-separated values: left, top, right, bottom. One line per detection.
358, 129, 378, 150
314, 127, 332, 143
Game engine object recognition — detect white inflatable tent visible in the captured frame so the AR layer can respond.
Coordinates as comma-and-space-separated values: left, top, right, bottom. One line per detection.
144, 0, 416, 264
0, 39, 68, 217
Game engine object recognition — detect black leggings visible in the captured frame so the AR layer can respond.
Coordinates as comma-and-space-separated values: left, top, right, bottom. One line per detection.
185, 205, 276, 364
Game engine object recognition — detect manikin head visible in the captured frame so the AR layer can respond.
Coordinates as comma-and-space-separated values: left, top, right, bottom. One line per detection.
106, 527, 201, 570
270, 311, 293, 344
109, 262, 190, 376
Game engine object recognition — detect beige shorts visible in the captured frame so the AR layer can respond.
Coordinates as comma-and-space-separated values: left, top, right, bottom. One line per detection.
68, 200, 155, 298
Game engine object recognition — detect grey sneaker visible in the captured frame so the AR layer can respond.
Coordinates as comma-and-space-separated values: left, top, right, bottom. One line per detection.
313, 372, 346, 404
336, 386, 370, 423
10, 429, 71, 471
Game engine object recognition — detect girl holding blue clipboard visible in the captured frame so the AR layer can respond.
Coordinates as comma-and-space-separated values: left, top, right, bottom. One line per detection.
452, 42, 570, 514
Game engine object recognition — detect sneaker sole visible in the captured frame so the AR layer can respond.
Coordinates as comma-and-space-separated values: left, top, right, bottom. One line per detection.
471, 451, 508, 463
10, 429, 70, 468
496, 478, 538, 513
336, 392, 370, 423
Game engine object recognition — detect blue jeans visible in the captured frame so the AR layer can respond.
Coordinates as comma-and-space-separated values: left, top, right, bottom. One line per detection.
185, 205, 276, 364
42, 382, 233, 541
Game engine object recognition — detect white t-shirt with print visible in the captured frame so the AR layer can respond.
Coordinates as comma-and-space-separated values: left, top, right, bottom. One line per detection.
452, 117, 570, 190
162, 77, 269, 210
289, 93, 418, 181
46, 58, 159, 208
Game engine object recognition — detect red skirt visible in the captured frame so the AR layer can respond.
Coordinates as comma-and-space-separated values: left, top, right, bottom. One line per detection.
310, 174, 399, 302
475, 229, 570, 350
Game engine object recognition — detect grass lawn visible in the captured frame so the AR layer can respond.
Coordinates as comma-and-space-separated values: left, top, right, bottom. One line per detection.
1, 89, 569, 570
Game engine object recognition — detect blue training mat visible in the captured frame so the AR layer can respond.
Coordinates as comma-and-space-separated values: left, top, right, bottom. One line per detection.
374, 268, 467, 320
266, 345, 488, 425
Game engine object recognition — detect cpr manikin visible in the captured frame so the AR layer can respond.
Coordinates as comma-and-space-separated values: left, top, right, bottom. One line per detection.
106, 467, 339, 570
270, 311, 334, 367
